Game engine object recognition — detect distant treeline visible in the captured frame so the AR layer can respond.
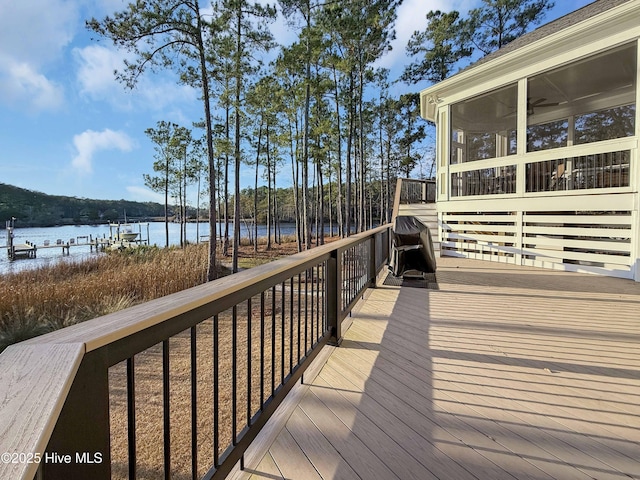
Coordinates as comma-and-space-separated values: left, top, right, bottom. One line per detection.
0, 183, 167, 228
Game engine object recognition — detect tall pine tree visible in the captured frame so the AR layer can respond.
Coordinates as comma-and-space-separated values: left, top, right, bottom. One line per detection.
88, 0, 220, 279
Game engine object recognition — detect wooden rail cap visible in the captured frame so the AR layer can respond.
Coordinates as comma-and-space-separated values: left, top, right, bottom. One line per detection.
0, 343, 84, 480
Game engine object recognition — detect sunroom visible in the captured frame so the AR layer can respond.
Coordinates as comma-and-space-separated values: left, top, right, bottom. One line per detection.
420, 0, 640, 281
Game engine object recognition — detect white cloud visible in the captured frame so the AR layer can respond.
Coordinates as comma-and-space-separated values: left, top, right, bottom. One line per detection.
0, 0, 78, 66
0, 60, 64, 112
138, 81, 198, 111
0, 0, 79, 112
71, 129, 134, 174
74, 45, 129, 100
73, 44, 198, 111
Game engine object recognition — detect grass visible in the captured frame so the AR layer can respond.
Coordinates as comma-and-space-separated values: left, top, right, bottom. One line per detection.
0, 244, 215, 353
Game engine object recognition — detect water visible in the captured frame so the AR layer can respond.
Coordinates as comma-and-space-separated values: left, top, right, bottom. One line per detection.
0, 221, 304, 275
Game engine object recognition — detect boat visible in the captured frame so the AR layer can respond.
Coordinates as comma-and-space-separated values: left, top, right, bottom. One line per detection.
117, 224, 139, 241
111, 210, 140, 242
109, 222, 139, 242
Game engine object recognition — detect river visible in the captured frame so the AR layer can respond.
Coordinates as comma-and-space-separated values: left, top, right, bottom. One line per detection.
0, 221, 307, 275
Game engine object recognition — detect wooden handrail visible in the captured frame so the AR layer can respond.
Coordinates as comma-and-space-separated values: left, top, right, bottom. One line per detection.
0, 224, 391, 480
0, 344, 84, 480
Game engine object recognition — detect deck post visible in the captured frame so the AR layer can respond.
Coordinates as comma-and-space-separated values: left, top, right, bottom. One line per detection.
42, 349, 111, 479
327, 249, 342, 346
7, 222, 14, 260
368, 236, 376, 288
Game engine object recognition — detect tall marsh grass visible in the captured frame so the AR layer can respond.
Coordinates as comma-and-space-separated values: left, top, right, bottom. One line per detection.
0, 244, 215, 352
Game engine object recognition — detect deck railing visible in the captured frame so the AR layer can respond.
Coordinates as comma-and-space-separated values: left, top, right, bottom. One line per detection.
0, 225, 390, 480
391, 178, 437, 223
394, 178, 436, 206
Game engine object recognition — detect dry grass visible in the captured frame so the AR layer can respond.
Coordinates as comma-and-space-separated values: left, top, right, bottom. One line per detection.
0, 244, 213, 352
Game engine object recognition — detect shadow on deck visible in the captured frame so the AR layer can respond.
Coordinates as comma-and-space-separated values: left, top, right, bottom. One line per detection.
234, 257, 640, 480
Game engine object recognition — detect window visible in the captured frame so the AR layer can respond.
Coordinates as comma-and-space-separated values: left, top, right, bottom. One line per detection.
527, 120, 568, 151
450, 84, 518, 164
527, 43, 636, 152
575, 105, 636, 144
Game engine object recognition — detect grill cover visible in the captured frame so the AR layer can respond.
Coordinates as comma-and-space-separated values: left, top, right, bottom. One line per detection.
389, 216, 437, 276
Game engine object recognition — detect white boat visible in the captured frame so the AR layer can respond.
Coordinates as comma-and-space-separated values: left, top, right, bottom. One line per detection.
109, 223, 139, 242
117, 225, 139, 241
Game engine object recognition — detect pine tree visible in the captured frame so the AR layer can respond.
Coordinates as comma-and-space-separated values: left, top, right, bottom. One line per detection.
469, 0, 555, 55
143, 121, 187, 247
402, 10, 473, 84
88, 0, 220, 279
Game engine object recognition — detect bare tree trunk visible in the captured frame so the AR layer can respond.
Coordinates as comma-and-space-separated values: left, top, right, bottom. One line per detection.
386, 137, 392, 223
302, 2, 312, 250
328, 167, 333, 237
196, 169, 201, 243
273, 152, 279, 244
318, 160, 324, 245
217, 166, 223, 242
232, 4, 242, 273
288, 120, 302, 252
254, 121, 263, 253
369, 170, 373, 230
224, 94, 230, 257
179, 169, 184, 247
379, 100, 384, 227
266, 123, 272, 250
331, 65, 344, 238
164, 156, 170, 247
345, 71, 354, 237
184, 2, 217, 279
312, 160, 318, 246
182, 149, 187, 247
302, 88, 311, 250
357, 66, 365, 234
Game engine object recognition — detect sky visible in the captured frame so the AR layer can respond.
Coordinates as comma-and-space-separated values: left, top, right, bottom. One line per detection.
0, 0, 594, 204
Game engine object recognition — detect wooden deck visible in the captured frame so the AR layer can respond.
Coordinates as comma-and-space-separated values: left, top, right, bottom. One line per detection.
7, 243, 37, 259
231, 257, 640, 480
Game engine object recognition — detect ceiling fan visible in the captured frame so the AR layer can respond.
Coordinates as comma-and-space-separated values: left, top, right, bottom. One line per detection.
503, 97, 560, 118
526, 97, 560, 115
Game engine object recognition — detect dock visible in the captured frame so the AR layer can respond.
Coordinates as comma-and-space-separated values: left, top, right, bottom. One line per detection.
7, 242, 37, 260
3, 220, 149, 261
4, 237, 112, 260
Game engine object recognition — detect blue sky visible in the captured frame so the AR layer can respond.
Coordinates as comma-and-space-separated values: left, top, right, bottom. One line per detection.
0, 0, 593, 204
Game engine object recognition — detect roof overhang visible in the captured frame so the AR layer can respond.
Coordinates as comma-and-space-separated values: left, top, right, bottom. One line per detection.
419, 0, 640, 123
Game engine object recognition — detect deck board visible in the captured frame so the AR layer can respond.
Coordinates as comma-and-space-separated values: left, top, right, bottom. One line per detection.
269, 428, 321, 480
312, 372, 441, 480
298, 388, 400, 480
247, 453, 283, 480
285, 407, 360, 480
232, 258, 640, 480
